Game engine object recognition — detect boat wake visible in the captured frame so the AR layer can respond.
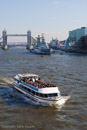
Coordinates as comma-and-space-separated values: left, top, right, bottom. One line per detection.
0, 74, 13, 86
54, 95, 71, 109
61, 95, 71, 104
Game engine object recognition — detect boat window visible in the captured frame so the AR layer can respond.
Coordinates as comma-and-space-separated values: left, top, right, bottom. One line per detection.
32, 90, 35, 95
44, 94, 48, 98
39, 93, 44, 97
25, 87, 29, 91
54, 93, 58, 96
48, 93, 58, 97
36, 92, 39, 96
26, 87, 28, 90
35, 92, 44, 97
21, 85, 25, 89
28, 88, 31, 93
21, 85, 31, 92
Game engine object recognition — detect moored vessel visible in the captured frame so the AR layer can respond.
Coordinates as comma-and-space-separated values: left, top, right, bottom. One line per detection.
30, 35, 51, 55
49, 38, 60, 50
13, 73, 70, 106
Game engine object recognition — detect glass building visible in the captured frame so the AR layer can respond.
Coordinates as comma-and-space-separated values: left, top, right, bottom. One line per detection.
69, 27, 87, 48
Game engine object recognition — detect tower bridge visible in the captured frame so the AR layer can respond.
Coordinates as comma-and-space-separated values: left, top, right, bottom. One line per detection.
0, 29, 33, 49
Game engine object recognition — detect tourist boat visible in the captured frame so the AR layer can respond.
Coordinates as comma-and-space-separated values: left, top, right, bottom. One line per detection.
13, 73, 70, 106
30, 35, 51, 55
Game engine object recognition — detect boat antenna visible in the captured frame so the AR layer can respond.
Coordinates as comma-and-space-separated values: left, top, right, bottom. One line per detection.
41, 33, 44, 40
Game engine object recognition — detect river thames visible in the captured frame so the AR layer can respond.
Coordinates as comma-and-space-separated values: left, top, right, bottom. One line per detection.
0, 47, 87, 130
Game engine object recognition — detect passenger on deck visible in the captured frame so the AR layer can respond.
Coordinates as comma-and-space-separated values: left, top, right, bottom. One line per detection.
32, 78, 35, 82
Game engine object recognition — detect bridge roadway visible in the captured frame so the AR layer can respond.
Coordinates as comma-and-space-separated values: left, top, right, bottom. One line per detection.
7, 34, 27, 37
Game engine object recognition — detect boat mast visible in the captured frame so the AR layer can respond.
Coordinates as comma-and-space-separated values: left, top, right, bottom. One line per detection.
36, 35, 41, 46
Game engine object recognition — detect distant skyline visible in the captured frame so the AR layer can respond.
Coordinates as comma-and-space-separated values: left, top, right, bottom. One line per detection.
0, 0, 87, 42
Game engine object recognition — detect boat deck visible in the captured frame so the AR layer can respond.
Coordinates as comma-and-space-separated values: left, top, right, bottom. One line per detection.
23, 80, 56, 88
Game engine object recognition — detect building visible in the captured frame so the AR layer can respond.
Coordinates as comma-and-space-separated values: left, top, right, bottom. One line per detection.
69, 27, 87, 48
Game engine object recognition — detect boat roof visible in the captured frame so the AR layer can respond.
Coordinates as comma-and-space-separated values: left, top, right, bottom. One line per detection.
18, 73, 38, 78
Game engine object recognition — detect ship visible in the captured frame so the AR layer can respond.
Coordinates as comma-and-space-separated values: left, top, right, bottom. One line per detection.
13, 73, 70, 106
49, 38, 60, 50
30, 35, 51, 55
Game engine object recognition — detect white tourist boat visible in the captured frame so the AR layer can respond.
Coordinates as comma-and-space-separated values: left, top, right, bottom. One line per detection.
13, 73, 70, 106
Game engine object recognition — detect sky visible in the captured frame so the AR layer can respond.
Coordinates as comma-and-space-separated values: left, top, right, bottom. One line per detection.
0, 0, 87, 42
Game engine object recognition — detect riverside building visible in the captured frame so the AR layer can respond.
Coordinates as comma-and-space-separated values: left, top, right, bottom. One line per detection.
69, 27, 87, 48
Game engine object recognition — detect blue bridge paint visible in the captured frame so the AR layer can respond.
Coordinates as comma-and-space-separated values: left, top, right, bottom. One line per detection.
65, 37, 69, 47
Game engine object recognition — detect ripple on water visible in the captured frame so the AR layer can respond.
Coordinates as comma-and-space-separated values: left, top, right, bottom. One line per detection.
0, 48, 87, 129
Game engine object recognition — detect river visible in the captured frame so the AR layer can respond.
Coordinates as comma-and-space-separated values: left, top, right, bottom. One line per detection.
0, 47, 87, 130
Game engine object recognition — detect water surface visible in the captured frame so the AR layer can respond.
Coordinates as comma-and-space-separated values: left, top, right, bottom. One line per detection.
0, 47, 87, 130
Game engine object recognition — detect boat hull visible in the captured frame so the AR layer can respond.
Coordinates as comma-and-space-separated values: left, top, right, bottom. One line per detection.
30, 48, 51, 55
13, 83, 70, 106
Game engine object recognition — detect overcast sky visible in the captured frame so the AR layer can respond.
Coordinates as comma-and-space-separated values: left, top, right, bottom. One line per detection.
0, 0, 87, 42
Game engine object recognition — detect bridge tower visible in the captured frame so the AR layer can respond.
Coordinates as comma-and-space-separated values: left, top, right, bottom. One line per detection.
26, 30, 31, 49
2, 29, 8, 49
